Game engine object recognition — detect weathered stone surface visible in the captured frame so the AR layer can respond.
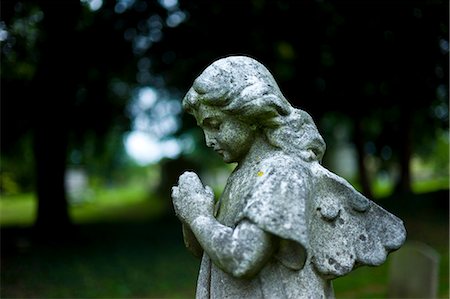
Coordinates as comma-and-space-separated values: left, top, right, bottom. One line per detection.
171, 56, 406, 298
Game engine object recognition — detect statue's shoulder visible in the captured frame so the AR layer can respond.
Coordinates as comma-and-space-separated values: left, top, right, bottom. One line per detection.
256, 151, 310, 181
240, 151, 311, 247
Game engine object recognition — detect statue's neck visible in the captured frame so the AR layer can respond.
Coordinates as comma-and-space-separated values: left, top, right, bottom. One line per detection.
237, 134, 278, 168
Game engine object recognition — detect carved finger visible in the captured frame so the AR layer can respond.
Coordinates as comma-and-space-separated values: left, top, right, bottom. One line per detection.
179, 171, 197, 181
179, 171, 203, 192
171, 186, 180, 199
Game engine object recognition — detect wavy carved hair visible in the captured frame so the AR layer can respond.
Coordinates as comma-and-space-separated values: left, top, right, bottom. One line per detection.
183, 56, 326, 162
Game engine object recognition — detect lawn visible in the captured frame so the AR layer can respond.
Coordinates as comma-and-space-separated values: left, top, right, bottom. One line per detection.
1, 184, 199, 298
1, 219, 199, 298
0, 183, 166, 226
1, 185, 448, 298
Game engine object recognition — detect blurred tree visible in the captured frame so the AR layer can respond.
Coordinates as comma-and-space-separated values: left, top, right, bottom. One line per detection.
148, 0, 448, 196
1, 0, 137, 234
31, 0, 82, 231
2, 1, 82, 232
1, 0, 447, 235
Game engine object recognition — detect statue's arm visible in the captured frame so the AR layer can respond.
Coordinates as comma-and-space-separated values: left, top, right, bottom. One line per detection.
182, 223, 203, 258
172, 171, 275, 277
188, 216, 276, 278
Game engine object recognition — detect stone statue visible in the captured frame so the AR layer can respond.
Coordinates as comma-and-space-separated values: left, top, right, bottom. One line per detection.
171, 56, 406, 298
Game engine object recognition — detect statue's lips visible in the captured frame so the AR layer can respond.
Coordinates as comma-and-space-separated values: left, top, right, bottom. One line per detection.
214, 149, 224, 155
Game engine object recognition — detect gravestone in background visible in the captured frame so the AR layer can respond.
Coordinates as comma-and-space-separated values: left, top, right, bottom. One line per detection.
388, 241, 440, 298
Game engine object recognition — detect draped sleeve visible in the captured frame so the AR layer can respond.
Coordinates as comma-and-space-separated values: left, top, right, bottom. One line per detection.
237, 155, 311, 270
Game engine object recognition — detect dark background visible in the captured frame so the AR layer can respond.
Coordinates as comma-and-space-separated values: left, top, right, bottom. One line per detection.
1, 0, 448, 297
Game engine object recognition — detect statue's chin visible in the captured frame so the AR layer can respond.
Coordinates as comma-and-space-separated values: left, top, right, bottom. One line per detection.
221, 153, 236, 164
222, 157, 233, 163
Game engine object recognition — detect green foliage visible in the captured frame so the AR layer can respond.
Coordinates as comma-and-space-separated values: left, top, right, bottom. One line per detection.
428, 129, 449, 177
2, 0, 448, 220
0, 172, 21, 195
1, 3, 43, 80
0, 133, 35, 194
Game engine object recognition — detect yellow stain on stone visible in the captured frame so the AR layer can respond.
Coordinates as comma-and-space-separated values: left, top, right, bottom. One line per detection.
257, 171, 264, 177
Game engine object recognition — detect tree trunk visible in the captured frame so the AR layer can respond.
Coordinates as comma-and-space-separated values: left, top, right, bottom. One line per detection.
32, 0, 81, 235
34, 127, 71, 232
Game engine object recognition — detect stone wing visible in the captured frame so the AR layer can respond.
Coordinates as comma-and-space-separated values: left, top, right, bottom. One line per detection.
308, 164, 406, 279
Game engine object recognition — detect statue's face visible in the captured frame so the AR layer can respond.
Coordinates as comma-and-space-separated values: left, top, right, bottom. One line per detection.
195, 106, 255, 163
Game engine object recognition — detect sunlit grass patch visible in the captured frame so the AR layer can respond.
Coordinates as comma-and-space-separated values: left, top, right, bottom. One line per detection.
70, 183, 166, 224
0, 183, 166, 227
412, 177, 449, 194
0, 193, 36, 226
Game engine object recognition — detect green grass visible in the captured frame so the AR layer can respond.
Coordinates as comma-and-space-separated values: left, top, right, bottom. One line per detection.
69, 183, 166, 224
1, 184, 200, 298
0, 193, 37, 226
1, 185, 448, 298
334, 244, 449, 298
412, 177, 449, 194
1, 221, 199, 298
0, 183, 166, 226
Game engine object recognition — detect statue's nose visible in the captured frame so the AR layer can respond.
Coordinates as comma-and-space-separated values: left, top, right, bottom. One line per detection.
204, 132, 216, 148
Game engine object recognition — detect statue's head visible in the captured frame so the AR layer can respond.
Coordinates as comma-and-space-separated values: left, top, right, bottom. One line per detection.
183, 55, 326, 163
183, 56, 291, 127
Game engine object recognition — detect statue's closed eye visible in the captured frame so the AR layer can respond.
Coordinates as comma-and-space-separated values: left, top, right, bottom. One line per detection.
203, 118, 221, 130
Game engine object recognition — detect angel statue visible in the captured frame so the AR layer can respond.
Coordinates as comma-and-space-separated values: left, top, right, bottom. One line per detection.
171, 55, 406, 298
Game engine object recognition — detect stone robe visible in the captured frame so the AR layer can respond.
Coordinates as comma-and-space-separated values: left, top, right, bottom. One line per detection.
184, 152, 406, 299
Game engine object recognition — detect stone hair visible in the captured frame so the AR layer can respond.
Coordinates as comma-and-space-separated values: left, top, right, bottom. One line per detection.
183, 55, 326, 162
